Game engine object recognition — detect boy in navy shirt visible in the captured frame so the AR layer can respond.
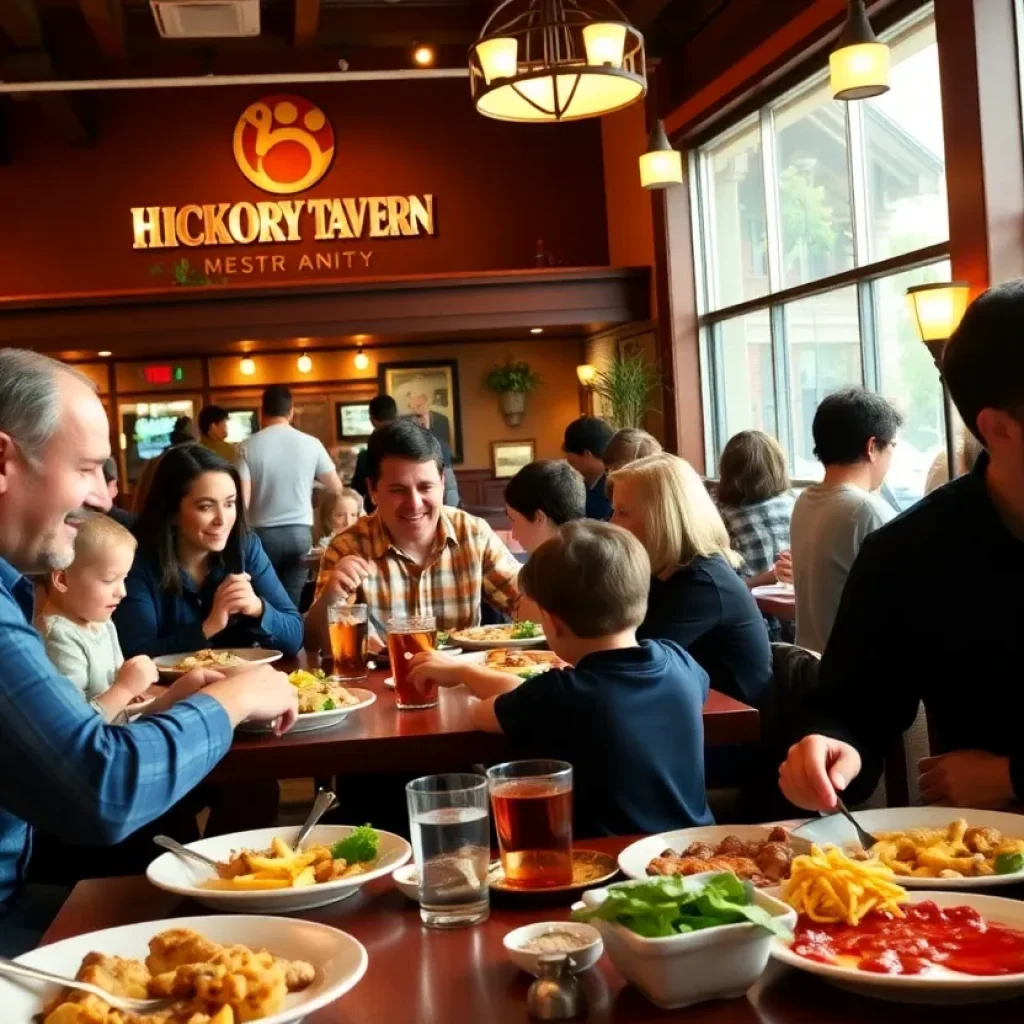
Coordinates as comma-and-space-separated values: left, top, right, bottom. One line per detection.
408, 520, 714, 838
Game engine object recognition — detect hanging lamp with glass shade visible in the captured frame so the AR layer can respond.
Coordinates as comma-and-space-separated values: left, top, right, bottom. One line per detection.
470, 0, 646, 122
830, 0, 889, 100
639, 119, 682, 189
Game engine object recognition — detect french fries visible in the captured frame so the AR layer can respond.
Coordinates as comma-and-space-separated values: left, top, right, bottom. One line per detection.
781, 844, 908, 926
199, 837, 371, 891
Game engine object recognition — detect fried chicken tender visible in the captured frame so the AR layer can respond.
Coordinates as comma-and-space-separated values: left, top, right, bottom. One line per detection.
147, 929, 224, 976
647, 829, 795, 887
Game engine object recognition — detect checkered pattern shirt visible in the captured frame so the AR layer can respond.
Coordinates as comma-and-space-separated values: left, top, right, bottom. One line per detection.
315, 508, 521, 638
719, 494, 796, 578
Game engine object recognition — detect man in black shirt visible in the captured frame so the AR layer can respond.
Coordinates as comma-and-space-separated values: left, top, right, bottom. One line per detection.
779, 280, 1024, 812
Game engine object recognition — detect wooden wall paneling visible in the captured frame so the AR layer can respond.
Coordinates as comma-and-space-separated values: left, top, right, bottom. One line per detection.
936, 0, 1024, 291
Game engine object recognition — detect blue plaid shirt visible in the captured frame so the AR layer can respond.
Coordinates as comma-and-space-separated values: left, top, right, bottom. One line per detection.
0, 556, 233, 906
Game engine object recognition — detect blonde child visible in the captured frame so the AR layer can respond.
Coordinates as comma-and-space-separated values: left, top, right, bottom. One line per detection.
313, 487, 365, 548
36, 513, 157, 722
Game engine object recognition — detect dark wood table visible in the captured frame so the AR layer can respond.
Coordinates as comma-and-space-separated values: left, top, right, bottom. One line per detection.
206, 657, 761, 784
39, 834, 1024, 1022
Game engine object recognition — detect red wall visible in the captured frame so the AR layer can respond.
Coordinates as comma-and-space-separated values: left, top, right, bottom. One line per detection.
0, 80, 609, 299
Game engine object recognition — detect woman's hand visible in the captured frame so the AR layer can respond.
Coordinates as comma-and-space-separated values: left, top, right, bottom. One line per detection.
203, 573, 263, 637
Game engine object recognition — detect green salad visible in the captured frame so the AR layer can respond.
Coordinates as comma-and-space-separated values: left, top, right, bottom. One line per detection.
511, 621, 541, 639
572, 873, 792, 940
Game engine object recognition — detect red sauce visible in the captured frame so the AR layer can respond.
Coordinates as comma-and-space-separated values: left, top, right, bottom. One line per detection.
793, 902, 1024, 976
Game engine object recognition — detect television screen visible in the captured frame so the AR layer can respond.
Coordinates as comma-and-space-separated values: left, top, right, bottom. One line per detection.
226, 409, 259, 443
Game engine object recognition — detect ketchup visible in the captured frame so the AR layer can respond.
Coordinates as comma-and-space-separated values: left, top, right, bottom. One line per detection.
793, 902, 1024, 976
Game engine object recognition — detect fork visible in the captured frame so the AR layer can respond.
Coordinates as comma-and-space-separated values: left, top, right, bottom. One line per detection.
835, 797, 878, 850
0, 956, 175, 1014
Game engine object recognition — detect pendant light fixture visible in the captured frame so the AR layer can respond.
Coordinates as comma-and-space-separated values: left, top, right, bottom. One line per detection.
239, 356, 256, 376
470, 0, 646, 123
297, 353, 313, 374
639, 119, 682, 189
830, 0, 890, 101
353, 346, 370, 371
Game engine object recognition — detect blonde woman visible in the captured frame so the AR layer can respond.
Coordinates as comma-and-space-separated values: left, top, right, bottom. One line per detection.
603, 428, 662, 473
609, 453, 772, 707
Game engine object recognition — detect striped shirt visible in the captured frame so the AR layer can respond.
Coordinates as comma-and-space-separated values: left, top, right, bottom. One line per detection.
315, 508, 521, 637
0, 556, 233, 906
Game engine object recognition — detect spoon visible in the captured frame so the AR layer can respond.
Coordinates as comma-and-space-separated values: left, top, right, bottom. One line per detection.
835, 797, 878, 849
294, 789, 339, 851
0, 956, 174, 1014
153, 834, 223, 875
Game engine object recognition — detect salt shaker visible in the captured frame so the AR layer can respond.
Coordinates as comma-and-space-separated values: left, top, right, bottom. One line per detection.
527, 952, 584, 1020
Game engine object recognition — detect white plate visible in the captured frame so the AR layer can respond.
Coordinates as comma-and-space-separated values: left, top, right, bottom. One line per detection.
383, 650, 553, 689
153, 648, 284, 677
446, 628, 546, 651
751, 584, 794, 599
772, 890, 1024, 1004
237, 687, 376, 734
617, 825, 810, 882
0, 914, 368, 1024
146, 824, 412, 912
793, 807, 1024, 888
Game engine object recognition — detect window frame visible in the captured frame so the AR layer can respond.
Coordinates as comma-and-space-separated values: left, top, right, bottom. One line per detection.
690, 3, 948, 476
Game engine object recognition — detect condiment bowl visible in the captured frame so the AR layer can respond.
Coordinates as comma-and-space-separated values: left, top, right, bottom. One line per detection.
392, 863, 420, 901
503, 921, 603, 976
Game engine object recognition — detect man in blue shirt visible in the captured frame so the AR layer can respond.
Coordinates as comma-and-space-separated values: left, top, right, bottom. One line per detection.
0, 350, 299, 954
562, 416, 615, 520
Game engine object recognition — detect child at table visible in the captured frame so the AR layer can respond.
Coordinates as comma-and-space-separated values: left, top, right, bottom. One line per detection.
313, 487, 365, 549
36, 513, 158, 722
407, 520, 714, 837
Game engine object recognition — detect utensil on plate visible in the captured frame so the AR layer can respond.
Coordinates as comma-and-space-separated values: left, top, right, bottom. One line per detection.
153, 834, 221, 874
835, 797, 877, 849
295, 789, 338, 850
0, 956, 174, 1013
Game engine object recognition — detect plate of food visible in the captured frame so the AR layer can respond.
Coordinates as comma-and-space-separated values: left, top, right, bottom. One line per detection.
0, 915, 368, 1024
237, 670, 376, 734
383, 648, 559, 688
617, 825, 808, 889
447, 621, 546, 650
772, 844, 1024, 1003
147, 824, 411, 913
793, 808, 1024, 887
153, 648, 284, 677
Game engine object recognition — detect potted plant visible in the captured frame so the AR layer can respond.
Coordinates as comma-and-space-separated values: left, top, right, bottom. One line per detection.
485, 357, 541, 427
592, 353, 661, 429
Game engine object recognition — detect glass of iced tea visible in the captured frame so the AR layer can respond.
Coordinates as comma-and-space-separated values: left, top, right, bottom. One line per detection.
387, 615, 438, 709
487, 760, 573, 889
327, 602, 369, 681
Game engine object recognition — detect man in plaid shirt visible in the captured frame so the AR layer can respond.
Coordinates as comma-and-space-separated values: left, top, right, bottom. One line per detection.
307, 420, 521, 646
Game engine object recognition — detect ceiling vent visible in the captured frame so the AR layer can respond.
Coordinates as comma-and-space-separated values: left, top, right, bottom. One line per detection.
150, 0, 261, 39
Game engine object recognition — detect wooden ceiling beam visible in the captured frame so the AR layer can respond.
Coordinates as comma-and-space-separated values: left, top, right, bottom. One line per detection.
294, 0, 320, 46
1, 53, 95, 148
78, 0, 126, 59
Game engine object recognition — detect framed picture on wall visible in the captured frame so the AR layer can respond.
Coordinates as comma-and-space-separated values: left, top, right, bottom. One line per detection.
379, 359, 463, 462
336, 401, 373, 439
491, 439, 536, 479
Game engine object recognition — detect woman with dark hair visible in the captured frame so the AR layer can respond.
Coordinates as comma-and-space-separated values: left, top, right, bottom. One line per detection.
115, 444, 302, 658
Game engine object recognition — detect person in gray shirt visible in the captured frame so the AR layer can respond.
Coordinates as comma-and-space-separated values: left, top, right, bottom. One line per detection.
238, 385, 342, 606
790, 388, 903, 654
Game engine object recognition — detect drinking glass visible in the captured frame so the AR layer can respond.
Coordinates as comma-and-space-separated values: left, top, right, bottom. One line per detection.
327, 602, 368, 681
487, 760, 573, 889
406, 773, 490, 928
387, 615, 437, 709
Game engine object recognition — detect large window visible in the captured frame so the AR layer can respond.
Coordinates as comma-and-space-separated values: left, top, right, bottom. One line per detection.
693, 5, 947, 502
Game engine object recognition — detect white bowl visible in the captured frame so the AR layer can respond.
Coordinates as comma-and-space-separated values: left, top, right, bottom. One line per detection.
392, 863, 420, 901
0, 914, 368, 1024
503, 921, 603, 976
147, 824, 411, 913
575, 873, 796, 1010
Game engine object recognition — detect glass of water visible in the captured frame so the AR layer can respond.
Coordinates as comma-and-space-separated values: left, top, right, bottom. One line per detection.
406, 773, 490, 928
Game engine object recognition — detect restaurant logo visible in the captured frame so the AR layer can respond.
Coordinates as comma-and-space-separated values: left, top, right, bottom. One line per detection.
232, 94, 335, 195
